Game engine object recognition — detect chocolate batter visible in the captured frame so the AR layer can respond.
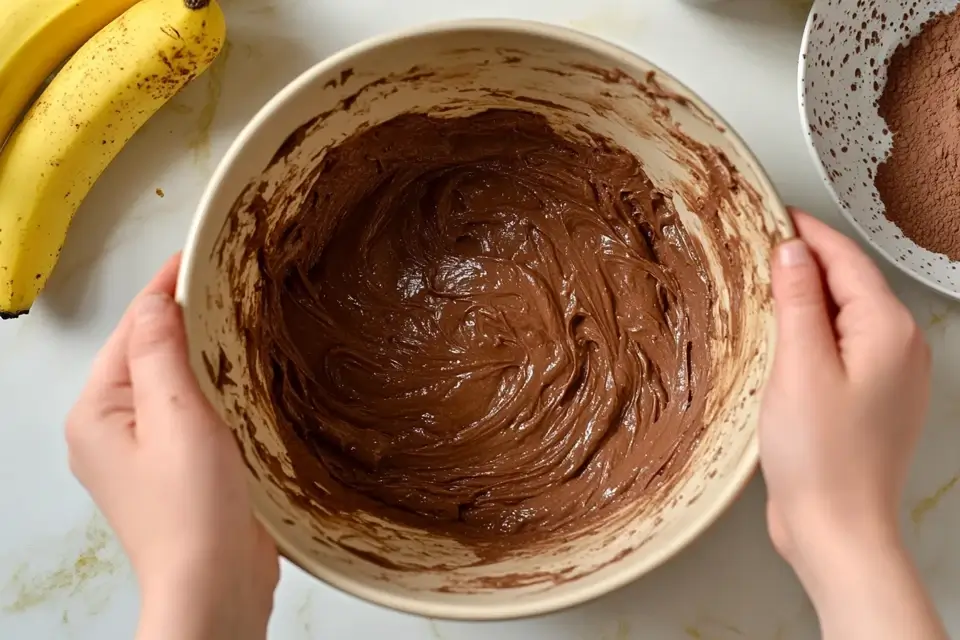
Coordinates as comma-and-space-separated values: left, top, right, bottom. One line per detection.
249, 110, 716, 543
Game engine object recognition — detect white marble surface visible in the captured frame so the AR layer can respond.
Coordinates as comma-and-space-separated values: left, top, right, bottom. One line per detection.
1, 0, 958, 638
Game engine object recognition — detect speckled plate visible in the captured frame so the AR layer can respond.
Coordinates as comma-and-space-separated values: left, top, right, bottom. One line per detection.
800, 0, 960, 297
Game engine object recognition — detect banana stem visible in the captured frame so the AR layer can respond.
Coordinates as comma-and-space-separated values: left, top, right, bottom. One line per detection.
184, 0, 212, 9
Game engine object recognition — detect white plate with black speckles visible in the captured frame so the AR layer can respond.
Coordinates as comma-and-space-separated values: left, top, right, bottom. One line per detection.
800, 0, 960, 297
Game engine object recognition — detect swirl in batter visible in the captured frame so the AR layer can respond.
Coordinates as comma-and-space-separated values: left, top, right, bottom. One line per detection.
251, 110, 715, 542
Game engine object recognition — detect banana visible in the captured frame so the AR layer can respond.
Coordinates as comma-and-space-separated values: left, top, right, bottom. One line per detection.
0, 0, 142, 147
0, 0, 226, 317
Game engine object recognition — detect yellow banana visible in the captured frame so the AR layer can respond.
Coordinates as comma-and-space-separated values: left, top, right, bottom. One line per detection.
0, 0, 226, 317
0, 0, 142, 147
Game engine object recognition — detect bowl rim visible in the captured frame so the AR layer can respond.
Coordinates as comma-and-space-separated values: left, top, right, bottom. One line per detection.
797, 4, 960, 301
178, 17, 787, 621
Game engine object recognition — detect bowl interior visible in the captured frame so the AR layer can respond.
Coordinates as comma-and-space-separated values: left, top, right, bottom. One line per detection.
800, 0, 960, 296
178, 21, 790, 620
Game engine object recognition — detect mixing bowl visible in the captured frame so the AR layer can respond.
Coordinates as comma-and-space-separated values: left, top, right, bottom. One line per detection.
800, 0, 960, 298
177, 19, 791, 620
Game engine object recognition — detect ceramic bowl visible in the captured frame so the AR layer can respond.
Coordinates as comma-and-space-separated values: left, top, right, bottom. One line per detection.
800, 0, 960, 297
177, 19, 791, 620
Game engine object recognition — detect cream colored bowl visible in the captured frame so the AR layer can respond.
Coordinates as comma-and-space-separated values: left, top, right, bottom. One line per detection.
177, 20, 791, 620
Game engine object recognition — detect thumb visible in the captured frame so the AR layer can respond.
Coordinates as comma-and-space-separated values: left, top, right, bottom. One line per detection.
127, 292, 206, 421
771, 239, 839, 371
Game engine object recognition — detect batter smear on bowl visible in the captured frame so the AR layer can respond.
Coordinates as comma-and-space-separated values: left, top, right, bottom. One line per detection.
248, 109, 730, 544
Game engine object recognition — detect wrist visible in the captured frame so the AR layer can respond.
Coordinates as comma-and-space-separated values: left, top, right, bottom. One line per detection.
137, 570, 246, 640
137, 558, 271, 640
138, 582, 222, 640
785, 515, 947, 640
784, 509, 905, 607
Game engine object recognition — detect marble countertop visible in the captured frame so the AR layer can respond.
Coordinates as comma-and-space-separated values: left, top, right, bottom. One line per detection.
2, 0, 958, 638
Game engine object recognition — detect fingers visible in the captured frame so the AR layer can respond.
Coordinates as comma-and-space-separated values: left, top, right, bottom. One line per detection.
126, 290, 210, 429
88, 253, 183, 390
70, 254, 184, 456
790, 210, 897, 310
783, 211, 916, 377
66, 389, 135, 484
771, 237, 840, 371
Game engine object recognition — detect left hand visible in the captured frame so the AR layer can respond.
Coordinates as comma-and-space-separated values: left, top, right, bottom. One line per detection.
66, 254, 279, 640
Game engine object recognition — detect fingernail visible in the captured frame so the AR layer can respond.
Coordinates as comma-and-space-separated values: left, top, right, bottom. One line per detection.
778, 240, 812, 268
135, 293, 171, 321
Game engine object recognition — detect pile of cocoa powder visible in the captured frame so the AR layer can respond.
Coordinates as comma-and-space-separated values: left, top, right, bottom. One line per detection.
875, 6, 960, 260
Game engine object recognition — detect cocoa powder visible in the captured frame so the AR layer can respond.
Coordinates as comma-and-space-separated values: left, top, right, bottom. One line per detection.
875, 7, 960, 261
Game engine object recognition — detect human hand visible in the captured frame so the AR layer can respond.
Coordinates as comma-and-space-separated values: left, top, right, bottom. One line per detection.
66, 254, 279, 640
760, 211, 944, 639
761, 210, 930, 560
760, 213, 930, 556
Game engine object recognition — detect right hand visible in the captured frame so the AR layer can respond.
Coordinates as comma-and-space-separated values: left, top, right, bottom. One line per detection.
759, 210, 931, 584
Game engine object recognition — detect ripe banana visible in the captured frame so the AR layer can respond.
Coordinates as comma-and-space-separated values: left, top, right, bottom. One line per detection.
0, 0, 226, 317
0, 0, 142, 147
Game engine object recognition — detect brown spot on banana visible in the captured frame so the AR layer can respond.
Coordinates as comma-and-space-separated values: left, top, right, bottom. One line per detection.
160, 25, 183, 41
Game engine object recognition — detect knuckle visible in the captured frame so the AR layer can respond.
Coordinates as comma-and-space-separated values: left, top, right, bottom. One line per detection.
776, 272, 820, 307
128, 313, 180, 360
65, 383, 133, 453
64, 405, 86, 451
919, 338, 933, 367
898, 310, 921, 342
67, 450, 83, 481
909, 321, 932, 362
883, 305, 925, 354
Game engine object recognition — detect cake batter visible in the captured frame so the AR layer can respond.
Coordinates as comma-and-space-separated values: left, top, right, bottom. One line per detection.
249, 109, 719, 542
